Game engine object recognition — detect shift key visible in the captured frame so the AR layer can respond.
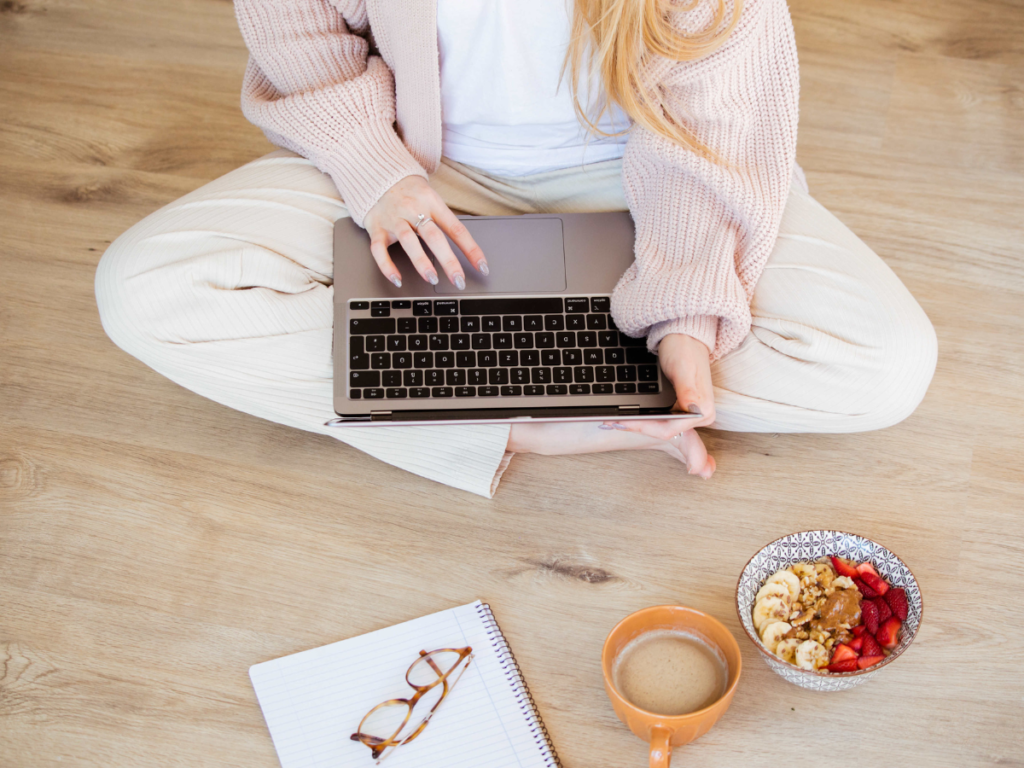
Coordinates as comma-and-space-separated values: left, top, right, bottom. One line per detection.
350, 317, 396, 335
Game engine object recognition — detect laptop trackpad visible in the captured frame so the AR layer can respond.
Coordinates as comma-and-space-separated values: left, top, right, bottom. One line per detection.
430, 217, 566, 294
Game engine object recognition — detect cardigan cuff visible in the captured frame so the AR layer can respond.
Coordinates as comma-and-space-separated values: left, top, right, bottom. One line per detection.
647, 315, 719, 358
318, 118, 429, 226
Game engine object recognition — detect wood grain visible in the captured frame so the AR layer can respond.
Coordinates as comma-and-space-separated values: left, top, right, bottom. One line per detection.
2, 0, 1023, 765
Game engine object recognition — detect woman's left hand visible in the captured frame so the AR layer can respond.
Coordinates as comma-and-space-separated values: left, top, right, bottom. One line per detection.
602, 332, 717, 478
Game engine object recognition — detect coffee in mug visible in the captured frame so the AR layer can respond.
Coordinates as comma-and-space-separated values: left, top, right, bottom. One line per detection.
612, 629, 728, 716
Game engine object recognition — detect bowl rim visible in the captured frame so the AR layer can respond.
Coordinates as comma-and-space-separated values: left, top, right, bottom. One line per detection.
735, 529, 923, 679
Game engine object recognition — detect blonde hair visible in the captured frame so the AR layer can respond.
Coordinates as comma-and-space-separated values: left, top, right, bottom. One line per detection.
565, 0, 742, 159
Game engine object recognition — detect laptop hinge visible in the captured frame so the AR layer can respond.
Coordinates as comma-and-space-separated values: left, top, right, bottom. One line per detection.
370, 410, 393, 421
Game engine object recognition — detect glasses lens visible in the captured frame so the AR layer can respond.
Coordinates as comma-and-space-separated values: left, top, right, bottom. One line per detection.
360, 701, 412, 744
407, 650, 466, 688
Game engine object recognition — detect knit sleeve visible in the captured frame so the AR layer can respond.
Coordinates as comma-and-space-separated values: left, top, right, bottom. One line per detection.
233, 0, 428, 226
613, 0, 799, 361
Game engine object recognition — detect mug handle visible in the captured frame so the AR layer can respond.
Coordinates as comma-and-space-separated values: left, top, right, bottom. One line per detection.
649, 726, 673, 768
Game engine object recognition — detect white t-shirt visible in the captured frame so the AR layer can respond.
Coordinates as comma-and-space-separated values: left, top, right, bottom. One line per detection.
436, 0, 632, 177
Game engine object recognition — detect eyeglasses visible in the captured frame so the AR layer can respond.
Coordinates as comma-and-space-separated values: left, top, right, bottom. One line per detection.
350, 647, 474, 763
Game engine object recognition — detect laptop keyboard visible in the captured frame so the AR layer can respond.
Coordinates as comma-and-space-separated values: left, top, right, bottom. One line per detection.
347, 297, 661, 401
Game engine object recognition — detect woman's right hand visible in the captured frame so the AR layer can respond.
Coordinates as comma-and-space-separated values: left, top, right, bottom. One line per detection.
362, 175, 488, 289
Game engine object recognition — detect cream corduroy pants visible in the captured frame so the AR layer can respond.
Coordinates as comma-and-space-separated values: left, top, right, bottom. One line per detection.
95, 150, 937, 497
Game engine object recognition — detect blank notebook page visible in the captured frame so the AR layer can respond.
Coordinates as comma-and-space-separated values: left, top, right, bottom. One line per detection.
250, 601, 558, 768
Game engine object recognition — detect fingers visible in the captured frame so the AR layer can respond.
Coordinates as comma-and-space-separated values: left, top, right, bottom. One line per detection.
675, 429, 714, 478
604, 417, 700, 442
368, 229, 403, 288
395, 223, 440, 286
417, 219, 466, 290
432, 206, 489, 276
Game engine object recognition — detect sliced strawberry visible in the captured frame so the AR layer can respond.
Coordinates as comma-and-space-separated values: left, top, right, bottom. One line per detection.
860, 633, 883, 658
831, 644, 858, 663
848, 636, 864, 652
872, 596, 893, 624
857, 655, 884, 669
852, 624, 867, 637
827, 659, 859, 673
831, 556, 860, 579
885, 587, 909, 621
861, 600, 880, 634
855, 577, 879, 599
877, 617, 902, 650
856, 562, 880, 578
859, 571, 890, 596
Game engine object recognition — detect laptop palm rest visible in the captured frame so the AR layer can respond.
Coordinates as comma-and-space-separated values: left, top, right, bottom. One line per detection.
422, 217, 567, 294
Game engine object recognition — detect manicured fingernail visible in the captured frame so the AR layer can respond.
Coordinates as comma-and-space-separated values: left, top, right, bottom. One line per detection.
426, 271, 439, 285
598, 424, 615, 430
478, 260, 490, 276
390, 275, 402, 288
454, 274, 466, 291
686, 403, 702, 415
610, 423, 629, 431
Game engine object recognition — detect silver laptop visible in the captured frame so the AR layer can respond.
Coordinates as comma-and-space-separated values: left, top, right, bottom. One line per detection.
327, 212, 698, 427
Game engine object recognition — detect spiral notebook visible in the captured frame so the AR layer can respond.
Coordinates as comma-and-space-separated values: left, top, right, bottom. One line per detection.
250, 601, 560, 768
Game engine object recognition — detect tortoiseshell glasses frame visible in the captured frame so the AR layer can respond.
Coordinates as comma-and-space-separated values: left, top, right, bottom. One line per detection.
350, 646, 474, 763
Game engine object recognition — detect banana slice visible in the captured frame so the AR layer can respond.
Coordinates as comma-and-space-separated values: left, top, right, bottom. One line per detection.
755, 581, 792, 604
815, 562, 835, 587
774, 638, 800, 664
752, 596, 791, 631
765, 569, 801, 601
833, 575, 856, 590
759, 621, 792, 654
794, 639, 829, 670
791, 562, 815, 580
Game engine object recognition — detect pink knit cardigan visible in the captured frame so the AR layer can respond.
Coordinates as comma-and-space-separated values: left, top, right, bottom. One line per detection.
234, 0, 799, 360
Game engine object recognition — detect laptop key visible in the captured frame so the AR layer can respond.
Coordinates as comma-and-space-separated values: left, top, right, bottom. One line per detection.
455, 386, 475, 397
440, 317, 459, 333
566, 315, 585, 330
418, 317, 438, 334
500, 386, 523, 396
499, 350, 518, 367
456, 351, 476, 368
371, 353, 390, 369
524, 315, 543, 331
366, 335, 386, 352
615, 383, 637, 394
403, 370, 423, 387
562, 349, 582, 366
433, 300, 458, 315
626, 347, 658, 365
478, 350, 498, 367
391, 300, 411, 309
513, 332, 533, 349
638, 383, 659, 393
429, 334, 448, 350
382, 370, 402, 387
598, 330, 618, 347
350, 353, 370, 370
392, 352, 412, 369
569, 384, 591, 395
413, 352, 433, 368
586, 314, 607, 330
364, 388, 385, 399
425, 369, 444, 386
349, 389, 362, 399
413, 300, 432, 316
583, 349, 603, 365
553, 367, 572, 384
460, 316, 480, 333
639, 365, 659, 381
410, 387, 430, 398
596, 366, 615, 382
541, 349, 561, 366
435, 351, 455, 368
619, 332, 645, 347
547, 385, 569, 395
502, 316, 522, 332
604, 348, 625, 365
350, 337, 364, 354
556, 332, 576, 348
386, 388, 408, 398
535, 332, 555, 348
520, 350, 540, 366
467, 368, 487, 385
371, 306, 390, 317
397, 317, 416, 334
350, 317, 395, 335
432, 387, 454, 397
616, 365, 637, 382
524, 385, 544, 396
350, 301, 369, 310
544, 315, 565, 331
577, 331, 597, 347
471, 333, 491, 350
531, 367, 552, 384
565, 297, 590, 313
451, 334, 470, 350
489, 368, 509, 385
409, 335, 428, 351
350, 371, 379, 387
493, 333, 513, 349
510, 367, 529, 385
461, 297, 563, 315
446, 370, 467, 386
593, 383, 613, 394
482, 316, 501, 332
574, 366, 595, 383
591, 297, 611, 312
479, 386, 499, 397
387, 335, 406, 351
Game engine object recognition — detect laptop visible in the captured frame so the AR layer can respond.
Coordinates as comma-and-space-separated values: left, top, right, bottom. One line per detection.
327, 212, 699, 427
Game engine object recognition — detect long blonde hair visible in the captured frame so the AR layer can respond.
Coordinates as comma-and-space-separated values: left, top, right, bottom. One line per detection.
565, 0, 742, 158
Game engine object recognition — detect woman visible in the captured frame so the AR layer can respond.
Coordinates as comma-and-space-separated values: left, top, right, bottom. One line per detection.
95, 0, 937, 497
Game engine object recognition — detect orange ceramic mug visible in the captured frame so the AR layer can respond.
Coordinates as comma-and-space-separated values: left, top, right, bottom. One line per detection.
601, 605, 743, 767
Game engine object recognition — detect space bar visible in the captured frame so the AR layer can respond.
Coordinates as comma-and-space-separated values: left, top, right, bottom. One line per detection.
460, 297, 564, 315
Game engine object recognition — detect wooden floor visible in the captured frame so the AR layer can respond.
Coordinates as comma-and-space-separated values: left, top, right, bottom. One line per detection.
2, 1, 1023, 765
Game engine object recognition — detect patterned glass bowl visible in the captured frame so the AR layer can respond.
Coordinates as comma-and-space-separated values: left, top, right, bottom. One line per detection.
735, 530, 923, 691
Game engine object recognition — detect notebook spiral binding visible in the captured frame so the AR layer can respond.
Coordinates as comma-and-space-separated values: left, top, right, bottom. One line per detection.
476, 603, 562, 768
